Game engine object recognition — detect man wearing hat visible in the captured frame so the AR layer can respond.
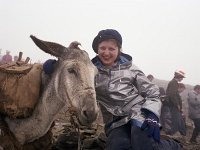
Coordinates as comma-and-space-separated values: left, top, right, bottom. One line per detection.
91, 29, 182, 150
165, 69, 187, 139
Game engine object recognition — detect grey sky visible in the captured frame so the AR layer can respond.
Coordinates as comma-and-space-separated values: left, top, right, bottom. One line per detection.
0, 0, 200, 85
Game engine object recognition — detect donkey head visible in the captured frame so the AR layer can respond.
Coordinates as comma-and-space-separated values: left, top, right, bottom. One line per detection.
30, 35, 99, 125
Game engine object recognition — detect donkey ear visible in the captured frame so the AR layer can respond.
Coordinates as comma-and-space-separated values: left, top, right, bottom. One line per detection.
68, 41, 82, 49
30, 35, 67, 57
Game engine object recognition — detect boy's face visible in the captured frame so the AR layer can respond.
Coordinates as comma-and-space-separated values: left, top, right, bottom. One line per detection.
97, 39, 119, 67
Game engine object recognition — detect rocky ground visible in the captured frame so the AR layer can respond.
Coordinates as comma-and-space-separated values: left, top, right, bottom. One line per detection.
51, 107, 200, 150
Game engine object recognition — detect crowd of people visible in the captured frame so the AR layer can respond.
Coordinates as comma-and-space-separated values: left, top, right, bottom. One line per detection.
147, 71, 200, 145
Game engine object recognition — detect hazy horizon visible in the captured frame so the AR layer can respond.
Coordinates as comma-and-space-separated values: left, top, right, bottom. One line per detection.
1, 0, 200, 86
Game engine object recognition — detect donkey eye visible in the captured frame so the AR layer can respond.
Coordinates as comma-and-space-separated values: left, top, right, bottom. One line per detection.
68, 68, 76, 74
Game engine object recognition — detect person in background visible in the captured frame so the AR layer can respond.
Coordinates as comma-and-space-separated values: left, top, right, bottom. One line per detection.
91, 29, 182, 150
0, 49, 3, 62
147, 74, 154, 82
165, 70, 187, 138
2, 50, 12, 63
146, 74, 169, 133
188, 85, 200, 144
178, 83, 186, 93
13, 55, 19, 62
178, 83, 187, 122
146, 74, 166, 97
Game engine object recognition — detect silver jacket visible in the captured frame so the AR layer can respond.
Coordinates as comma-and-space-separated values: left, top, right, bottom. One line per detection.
92, 53, 161, 131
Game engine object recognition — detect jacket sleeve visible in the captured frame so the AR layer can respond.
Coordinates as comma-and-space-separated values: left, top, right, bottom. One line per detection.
131, 66, 162, 118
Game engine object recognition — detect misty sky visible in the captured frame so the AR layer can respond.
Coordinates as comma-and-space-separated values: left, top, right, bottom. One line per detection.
0, 0, 200, 86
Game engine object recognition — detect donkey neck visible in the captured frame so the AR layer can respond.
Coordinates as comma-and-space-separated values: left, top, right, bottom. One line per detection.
5, 73, 67, 145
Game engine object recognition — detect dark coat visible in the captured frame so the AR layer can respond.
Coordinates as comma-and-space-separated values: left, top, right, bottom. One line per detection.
166, 78, 182, 110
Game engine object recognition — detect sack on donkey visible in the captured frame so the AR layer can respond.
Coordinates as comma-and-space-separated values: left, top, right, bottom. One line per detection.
0, 61, 43, 118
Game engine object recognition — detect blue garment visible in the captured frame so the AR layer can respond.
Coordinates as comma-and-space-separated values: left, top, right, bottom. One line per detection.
106, 123, 182, 150
43, 59, 57, 74
92, 29, 123, 53
140, 109, 160, 142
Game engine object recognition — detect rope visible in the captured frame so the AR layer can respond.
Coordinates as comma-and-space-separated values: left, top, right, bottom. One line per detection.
77, 124, 82, 150
66, 88, 95, 150
69, 110, 83, 150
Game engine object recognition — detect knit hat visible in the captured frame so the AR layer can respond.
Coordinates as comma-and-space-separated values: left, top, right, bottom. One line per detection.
43, 59, 57, 74
92, 29, 122, 53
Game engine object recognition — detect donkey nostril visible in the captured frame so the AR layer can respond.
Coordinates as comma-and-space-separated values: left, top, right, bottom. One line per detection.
81, 105, 98, 124
83, 110, 88, 118
82, 109, 97, 121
